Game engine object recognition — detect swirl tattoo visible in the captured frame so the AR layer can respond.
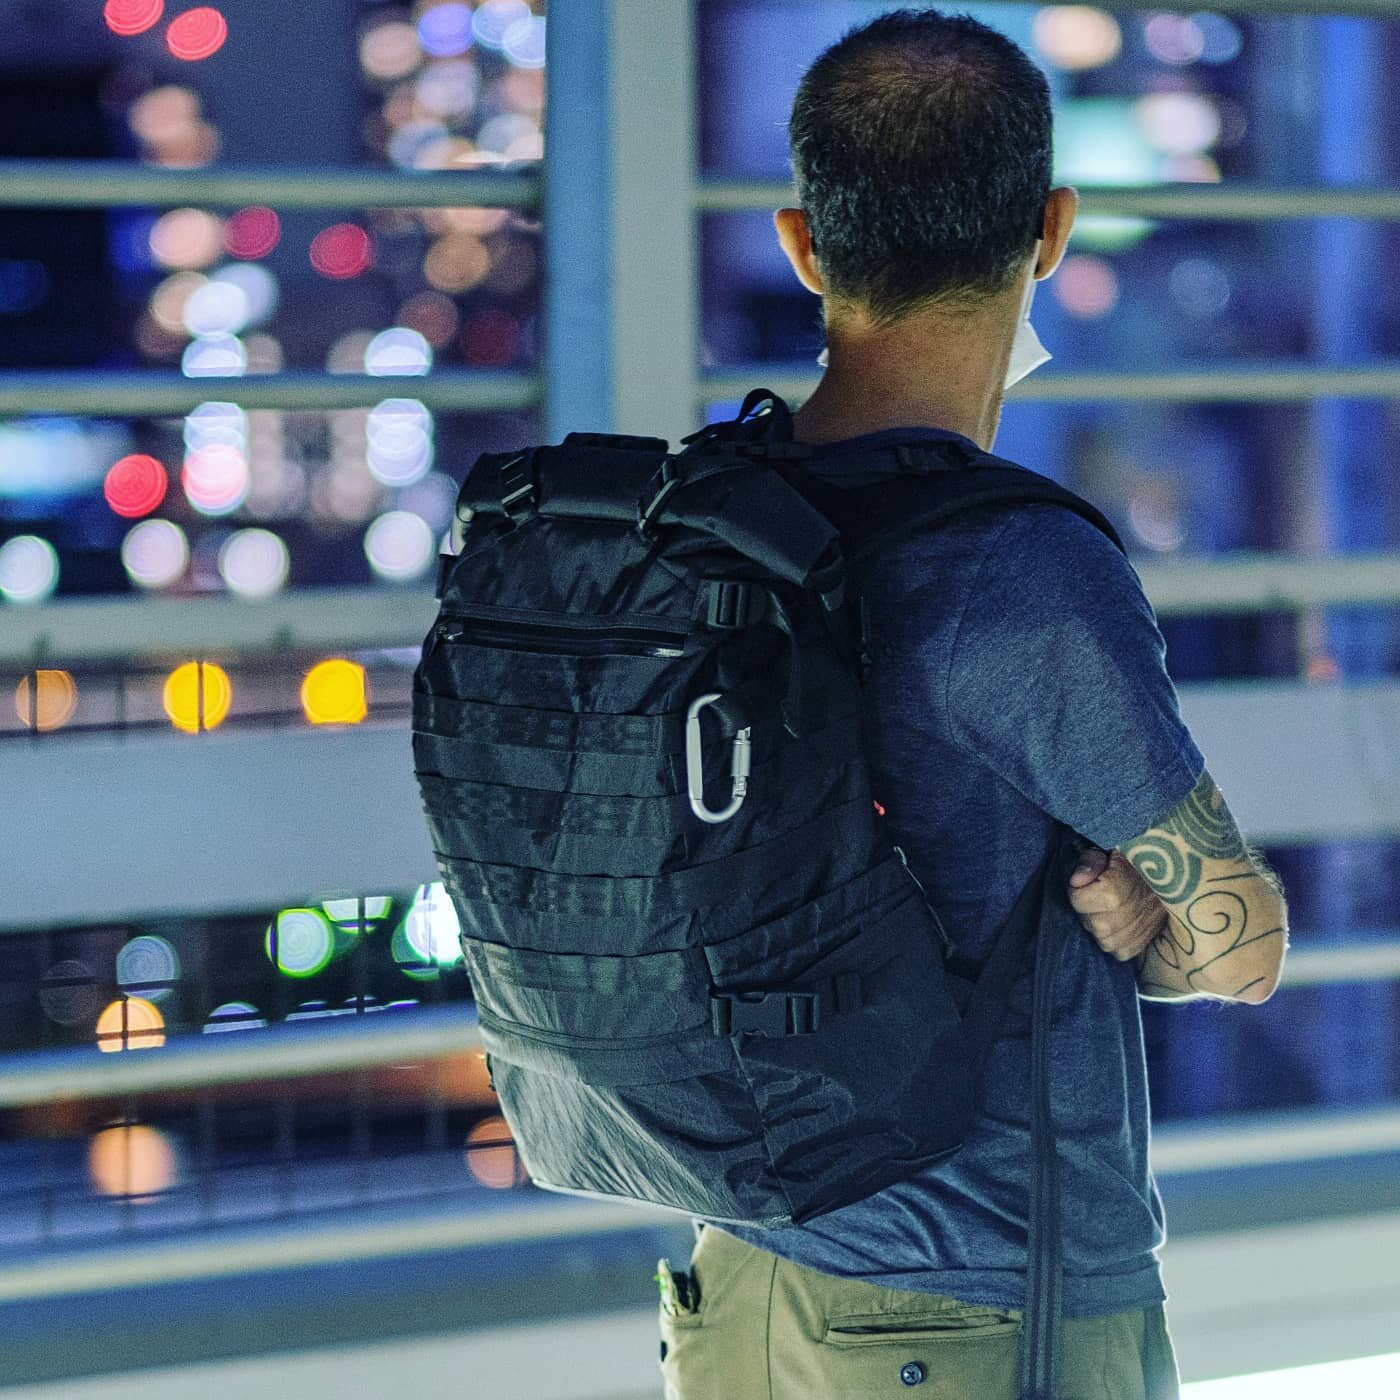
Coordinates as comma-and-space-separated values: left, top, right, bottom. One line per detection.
1160, 771, 1245, 860
1122, 835, 1202, 903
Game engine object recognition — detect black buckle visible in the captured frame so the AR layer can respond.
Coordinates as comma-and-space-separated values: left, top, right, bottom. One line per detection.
637, 455, 682, 541
710, 990, 818, 1037
499, 453, 536, 522
704, 580, 751, 630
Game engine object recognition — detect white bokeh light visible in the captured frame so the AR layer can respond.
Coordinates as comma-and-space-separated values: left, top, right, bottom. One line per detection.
364, 509, 435, 581
182, 333, 248, 378
183, 442, 250, 516
184, 400, 248, 452
211, 262, 279, 326
0, 535, 59, 603
218, 528, 290, 598
366, 397, 435, 486
364, 327, 433, 376
121, 519, 189, 589
403, 882, 463, 964
182, 278, 251, 337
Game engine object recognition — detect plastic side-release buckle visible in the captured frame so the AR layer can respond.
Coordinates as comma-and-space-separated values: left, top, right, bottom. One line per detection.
703, 579, 752, 630
499, 452, 536, 523
710, 989, 819, 1037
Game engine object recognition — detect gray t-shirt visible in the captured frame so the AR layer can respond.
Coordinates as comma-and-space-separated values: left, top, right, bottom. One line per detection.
709, 428, 1205, 1320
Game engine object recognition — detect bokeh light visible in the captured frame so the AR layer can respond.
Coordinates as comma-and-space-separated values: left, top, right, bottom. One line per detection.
397, 289, 461, 347
203, 1001, 267, 1032
182, 333, 247, 378
322, 895, 393, 925
365, 509, 435, 581
1053, 254, 1120, 319
301, 658, 369, 725
1144, 13, 1206, 66
185, 400, 247, 451
1194, 11, 1244, 64
15, 670, 78, 732
183, 278, 251, 337
218, 527, 289, 598
148, 208, 224, 270
162, 661, 233, 733
104, 454, 168, 518
464, 1115, 526, 1188
89, 1125, 179, 1200
96, 997, 166, 1052
418, 2, 474, 57
1170, 257, 1233, 318
367, 398, 434, 486
116, 935, 181, 1003
122, 519, 189, 589
149, 270, 206, 334
423, 233, 491, 293
473, 0, 530, 51
166, 6, 228, 61
402, 882, 463, 964
415, 60, 478, 120
104, 0, 164, 37
265, 908, 336, 978
502, 14, 546, 69
360, 19, 423, 81
0, 535, 59, 604
310, 223, 373, 279
461, 309, 521, 367
224, 206, 281, 260
1136, 92, 1221, 155
183, 441, 250, 514
212, 263, 279, 326
1032, 6, 1121, 70
365, 327, 432, 376
38, 959, 100, 1026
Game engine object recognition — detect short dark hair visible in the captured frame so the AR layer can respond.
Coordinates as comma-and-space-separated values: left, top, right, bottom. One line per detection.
789, 8, 1052, 325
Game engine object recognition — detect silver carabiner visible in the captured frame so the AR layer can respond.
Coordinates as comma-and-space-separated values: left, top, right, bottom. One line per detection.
686, 693, 752, 824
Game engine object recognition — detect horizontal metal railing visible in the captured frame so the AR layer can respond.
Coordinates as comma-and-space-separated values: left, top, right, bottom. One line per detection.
697, 179, 1400, 221
0, 161, 540, 211
0, 369, 539, 417
10, 554, 1400, 668
703, 362, 1400, 406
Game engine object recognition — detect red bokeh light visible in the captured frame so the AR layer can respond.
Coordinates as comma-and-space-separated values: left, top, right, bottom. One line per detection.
104, 455, 169, 519
104, 0, 164, 37
310, 224, 373, 280
460, 309, 522, 367
224, 206, 281, 260
166, 7, 228, 61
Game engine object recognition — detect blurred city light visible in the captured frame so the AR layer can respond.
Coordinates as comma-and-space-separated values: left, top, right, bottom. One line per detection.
116, 935, 181, 1003
104, 0, 164, 38
104, 453, 168, 518
367, 397, 434, 485
1144, 13, 1206, 66
1032, 6, 1121, 70
502, 14, 546, 69
360, 19, 423, 81
148, 208, 225, 270
0, 535, 60, 604
88, 1124, 179, 1199
183, 441, 250, 514
464, 1115, 525, 1188
211, 263, 279, 325
183, 278, 252, 337
301, 658, 369, 725
1193, 11, 1244, 64
182, 332, 248, 378
310, 223, 374, 279
14, 670, 78, 732
265, 908, 336, 978
149, 270, 207, 334
473, 0, 530, 51
162, 660, 233, 733
322, 894, 392, 925
121, 518, 189, 589
365, 509, 436, 581
365, 327, 433, 376
402, 882, 463, 965
96, 997, 166, 1053
1054, 254, 1120, 319
166, 6, 229, 62
185, 400, 247, 451
218, 527, 290, 598
1136, 92, 1222, 155
418, 2, 474, 57
224, 206, 282, 260
203, 1000, 268, 1032
38, 959, 100, 1026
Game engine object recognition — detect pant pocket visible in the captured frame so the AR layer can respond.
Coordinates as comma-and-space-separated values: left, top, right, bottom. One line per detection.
817, 1305, 1020, 1399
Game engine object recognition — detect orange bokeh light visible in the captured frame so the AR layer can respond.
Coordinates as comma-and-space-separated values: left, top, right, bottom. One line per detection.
89, 1124, 178, 1199
162, 661, 233, 733
464, 1115, 525, 1189
96, 997, 166, 1053
301, 659, 369, 726
15, 670, 78, 732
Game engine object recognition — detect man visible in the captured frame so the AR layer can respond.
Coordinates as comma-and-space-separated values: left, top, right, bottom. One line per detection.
657, 10, 1288, 1398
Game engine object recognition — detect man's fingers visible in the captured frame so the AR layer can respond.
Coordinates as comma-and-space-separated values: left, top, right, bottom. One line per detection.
1068, 882, 1125, 915
1068, 846, 1111, 889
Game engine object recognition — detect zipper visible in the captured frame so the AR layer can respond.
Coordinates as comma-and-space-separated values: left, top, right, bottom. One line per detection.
437, 610, 688, 659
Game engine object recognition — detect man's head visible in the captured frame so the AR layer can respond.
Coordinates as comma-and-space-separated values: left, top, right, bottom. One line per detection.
781, 7, 1066, 328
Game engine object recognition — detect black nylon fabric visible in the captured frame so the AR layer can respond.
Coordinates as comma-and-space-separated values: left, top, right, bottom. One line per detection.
413, 396, 1116, 1233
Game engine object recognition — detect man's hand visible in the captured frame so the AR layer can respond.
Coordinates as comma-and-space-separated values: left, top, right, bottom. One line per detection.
1068, 847, 1166, 963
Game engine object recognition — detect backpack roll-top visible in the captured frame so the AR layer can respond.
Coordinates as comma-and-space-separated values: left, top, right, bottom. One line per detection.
412, 415, 976, 1228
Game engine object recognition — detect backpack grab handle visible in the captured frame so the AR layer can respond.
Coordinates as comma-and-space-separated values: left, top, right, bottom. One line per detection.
686, 693, 752, 824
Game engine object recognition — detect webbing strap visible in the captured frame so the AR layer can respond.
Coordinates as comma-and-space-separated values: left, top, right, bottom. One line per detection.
414, 692, 686, 755
436, 797, 873, 917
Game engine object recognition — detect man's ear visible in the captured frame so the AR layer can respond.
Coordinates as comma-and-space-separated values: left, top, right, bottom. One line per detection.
774, 207, 825, 296
1034, 186, 1078, 280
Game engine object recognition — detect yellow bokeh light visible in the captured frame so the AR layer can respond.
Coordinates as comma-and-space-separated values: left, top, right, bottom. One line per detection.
464, 1114, 525, 1190
89, 1124, 179, 1200
301, 658, 369, 725
15, 670, 78, 732
96, 997, 166, 1053
162, 661, 232, 733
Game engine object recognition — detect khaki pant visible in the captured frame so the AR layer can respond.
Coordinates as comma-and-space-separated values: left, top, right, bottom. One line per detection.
657, 1224, 1180, 1400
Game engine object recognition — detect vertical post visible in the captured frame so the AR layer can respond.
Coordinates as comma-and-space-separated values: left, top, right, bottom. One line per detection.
544, 0, 699, 444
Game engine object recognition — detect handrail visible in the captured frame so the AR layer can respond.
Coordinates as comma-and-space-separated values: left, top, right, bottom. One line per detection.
0, 938, 1390, 1106
703, 361, 1400, 405
0, 369, 539, 417
697, 178, 1400, 221
8, 554, 1400, 669
0, 160, 540, 211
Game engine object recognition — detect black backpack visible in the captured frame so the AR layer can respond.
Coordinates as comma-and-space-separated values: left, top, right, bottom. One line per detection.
413, 391, 1123, 1398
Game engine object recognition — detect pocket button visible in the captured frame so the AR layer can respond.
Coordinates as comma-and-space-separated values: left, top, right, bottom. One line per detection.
900, 1361, 926, 1386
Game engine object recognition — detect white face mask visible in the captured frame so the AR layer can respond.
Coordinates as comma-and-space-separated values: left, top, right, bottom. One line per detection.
816, 247, 1052, 391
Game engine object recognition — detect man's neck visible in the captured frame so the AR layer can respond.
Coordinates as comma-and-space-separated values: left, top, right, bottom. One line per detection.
790, 283, 1024, 452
